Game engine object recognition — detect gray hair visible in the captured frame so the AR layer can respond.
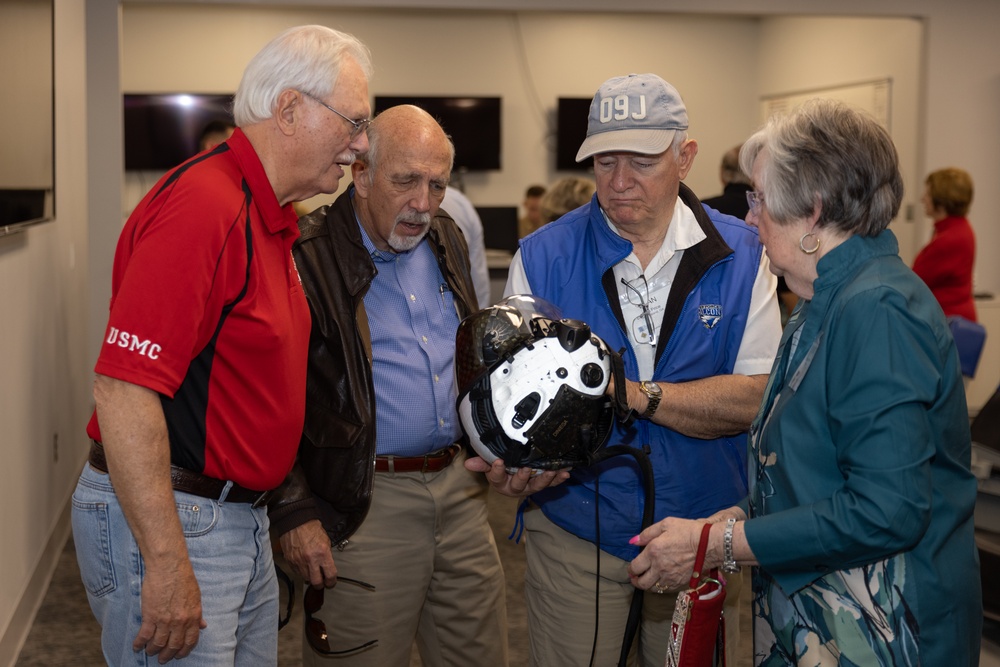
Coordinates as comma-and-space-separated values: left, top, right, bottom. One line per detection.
740, 99, 902, 237
233, 25, 373, 126
361, 106, 455, 182
670, 130, 688, 158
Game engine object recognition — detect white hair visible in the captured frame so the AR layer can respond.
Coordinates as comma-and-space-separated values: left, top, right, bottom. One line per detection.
233, 25, 373, 126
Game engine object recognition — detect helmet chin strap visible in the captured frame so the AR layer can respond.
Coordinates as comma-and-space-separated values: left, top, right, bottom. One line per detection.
609, 347, 637, 428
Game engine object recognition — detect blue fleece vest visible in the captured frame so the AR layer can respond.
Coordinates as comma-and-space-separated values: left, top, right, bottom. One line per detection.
520, 188, 764, 560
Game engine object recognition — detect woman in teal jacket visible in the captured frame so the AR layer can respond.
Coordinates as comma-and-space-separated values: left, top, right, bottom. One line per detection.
627, 99, 981, 665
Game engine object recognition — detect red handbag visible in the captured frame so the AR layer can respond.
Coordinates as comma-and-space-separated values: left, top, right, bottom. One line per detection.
664, 522, 727, 667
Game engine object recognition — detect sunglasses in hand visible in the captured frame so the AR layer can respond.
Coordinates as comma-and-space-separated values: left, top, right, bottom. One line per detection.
304, 577, 379, 656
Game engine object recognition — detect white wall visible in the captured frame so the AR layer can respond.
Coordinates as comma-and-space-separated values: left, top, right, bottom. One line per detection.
923, 2, 1000, 298
0, 1, 101, 664
3, 0, 1000, 662
117, 7, 920, 249
116, 0, 1000, 297
120, 7, 765, 215
756, 16, 923, 262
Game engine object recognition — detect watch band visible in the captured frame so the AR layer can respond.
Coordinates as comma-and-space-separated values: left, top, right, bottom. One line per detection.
639, 381, 661, 419
722, 517, 741, 574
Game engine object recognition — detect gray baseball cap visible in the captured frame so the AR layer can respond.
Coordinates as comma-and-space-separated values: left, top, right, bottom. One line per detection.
576, 73, 689, 162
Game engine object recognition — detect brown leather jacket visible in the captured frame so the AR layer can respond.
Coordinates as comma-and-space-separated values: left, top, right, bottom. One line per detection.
267, 187, 479, 544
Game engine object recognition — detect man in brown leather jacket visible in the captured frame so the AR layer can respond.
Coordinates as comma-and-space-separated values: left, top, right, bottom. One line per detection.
268, 105, 508, 666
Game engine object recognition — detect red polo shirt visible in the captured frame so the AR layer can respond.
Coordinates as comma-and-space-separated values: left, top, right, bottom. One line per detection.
87, 129, 309, 491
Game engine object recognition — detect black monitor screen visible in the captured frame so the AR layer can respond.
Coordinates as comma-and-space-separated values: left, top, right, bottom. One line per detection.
556, 97, 593, 172
476, 205, 519, 253
124, 93, 234, 170
0, 189, 47, 228
374, 96, 501, 171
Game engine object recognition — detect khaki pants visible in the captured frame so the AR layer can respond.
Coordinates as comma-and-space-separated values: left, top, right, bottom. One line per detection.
302, 450, 508, 666
523, 506, 742, 667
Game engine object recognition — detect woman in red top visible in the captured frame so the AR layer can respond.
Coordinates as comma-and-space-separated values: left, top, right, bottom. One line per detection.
913, 167, 977, 321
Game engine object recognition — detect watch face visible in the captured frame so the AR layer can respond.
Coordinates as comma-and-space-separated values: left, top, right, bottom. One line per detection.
642, 381, 661, 397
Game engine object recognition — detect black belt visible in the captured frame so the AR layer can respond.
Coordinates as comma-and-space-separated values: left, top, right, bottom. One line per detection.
88, 440, 273, 508
374, 444, 461, 473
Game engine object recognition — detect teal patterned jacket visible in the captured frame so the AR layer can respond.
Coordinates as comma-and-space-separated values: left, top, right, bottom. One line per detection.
743, 230, 981, 665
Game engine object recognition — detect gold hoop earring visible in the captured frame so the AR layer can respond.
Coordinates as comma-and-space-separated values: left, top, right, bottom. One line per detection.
799, 232, 821, 255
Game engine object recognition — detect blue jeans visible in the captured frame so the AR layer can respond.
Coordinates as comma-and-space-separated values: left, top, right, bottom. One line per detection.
71, 462, 278, 666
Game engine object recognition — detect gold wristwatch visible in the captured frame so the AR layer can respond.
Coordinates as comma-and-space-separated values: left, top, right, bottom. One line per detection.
638, 381, 662, 419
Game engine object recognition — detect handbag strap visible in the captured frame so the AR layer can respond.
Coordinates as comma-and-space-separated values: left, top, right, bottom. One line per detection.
688, 523, 713, 589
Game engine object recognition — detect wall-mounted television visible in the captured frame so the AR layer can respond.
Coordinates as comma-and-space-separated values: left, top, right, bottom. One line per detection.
556, 97, 593, 172
374, 96, 501, 172
124, 93, 234, 171
0, 189, 49, 233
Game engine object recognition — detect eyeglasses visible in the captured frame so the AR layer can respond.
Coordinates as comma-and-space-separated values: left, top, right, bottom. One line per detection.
302, 91, 371, 140
621, 276, 657, 346
304, 577, 378, 655
746, 190, 766, 216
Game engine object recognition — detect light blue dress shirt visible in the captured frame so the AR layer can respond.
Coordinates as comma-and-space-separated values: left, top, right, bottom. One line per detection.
357, 218, 464, 456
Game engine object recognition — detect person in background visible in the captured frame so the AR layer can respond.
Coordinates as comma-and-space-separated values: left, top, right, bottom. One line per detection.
71, 25, 372, 665
444, 185, 492, 307
704, 144, 797, 325
538, 175, 595, 225
198, 119, 236, 152
630, 99, 982, 665
268, 105, 508, 666
518, 183, 546, 238
702, 142, 753, 220
913, 167, 978, 321
470, 73, 780, 666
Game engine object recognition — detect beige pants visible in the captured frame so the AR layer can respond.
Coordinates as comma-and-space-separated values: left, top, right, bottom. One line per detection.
523, 506, 742, 667
302, 450, 508, 666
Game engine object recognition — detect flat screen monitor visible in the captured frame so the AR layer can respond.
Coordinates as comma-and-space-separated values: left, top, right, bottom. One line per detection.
556, 97, 593, 172
124, 93, 234, 170
0, 189, 48, 231
476, 205, 519, 253
374, 96, 501, 171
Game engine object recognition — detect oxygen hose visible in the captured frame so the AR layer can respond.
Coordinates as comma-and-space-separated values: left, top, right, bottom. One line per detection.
583, 440, 655, 667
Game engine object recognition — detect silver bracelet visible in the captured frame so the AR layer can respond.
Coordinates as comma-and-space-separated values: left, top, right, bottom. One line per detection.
722, 517, 741, 574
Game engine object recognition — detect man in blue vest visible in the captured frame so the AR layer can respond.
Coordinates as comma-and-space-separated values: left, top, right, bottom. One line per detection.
468, 73, 781, 666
